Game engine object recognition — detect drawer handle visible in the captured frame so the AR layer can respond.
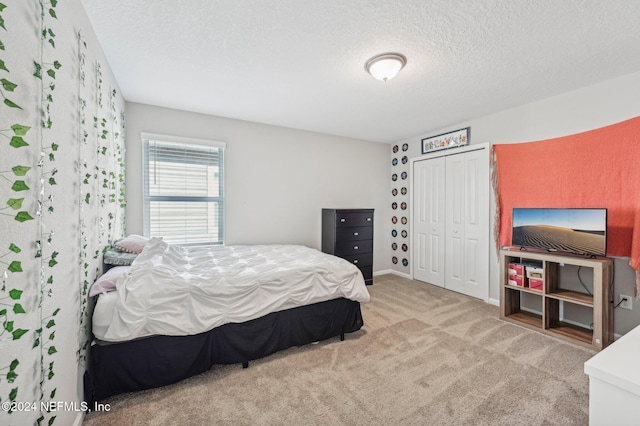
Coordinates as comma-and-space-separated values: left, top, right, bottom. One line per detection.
354, 246, 359, 250
340, 218, 346, 222
366, 218, 371, 221
353, 260, 359, 264
353, 232, 359, 236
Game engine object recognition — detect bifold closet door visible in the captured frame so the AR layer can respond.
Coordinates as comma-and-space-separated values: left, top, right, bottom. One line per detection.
412, 147, 489, 300
444, 149, 488, 299
412, 157, 445, 287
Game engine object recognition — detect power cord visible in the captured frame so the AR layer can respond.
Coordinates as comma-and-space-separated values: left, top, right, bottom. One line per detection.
613, 296, 628, 309
577, 266, 592, 296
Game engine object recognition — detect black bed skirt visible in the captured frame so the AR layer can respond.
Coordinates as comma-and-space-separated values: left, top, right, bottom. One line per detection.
84, 298, 363, 404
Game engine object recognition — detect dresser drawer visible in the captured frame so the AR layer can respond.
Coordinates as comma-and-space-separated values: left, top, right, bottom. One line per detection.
335, 226, 373, 241
335, 211, 374, 227
357, 265, 373, 285
335, 239, 373, 256
341, 253, 373, 267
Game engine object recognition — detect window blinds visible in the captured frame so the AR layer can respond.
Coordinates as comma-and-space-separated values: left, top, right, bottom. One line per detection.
143, 136, 225, 245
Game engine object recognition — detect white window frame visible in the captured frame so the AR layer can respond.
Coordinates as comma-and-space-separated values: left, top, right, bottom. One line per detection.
141, 132, 226, 246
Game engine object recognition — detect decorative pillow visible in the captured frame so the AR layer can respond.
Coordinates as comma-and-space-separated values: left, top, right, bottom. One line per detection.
103, 247, 138, 266
89, 266, 130, 297
114, 234, 149, 254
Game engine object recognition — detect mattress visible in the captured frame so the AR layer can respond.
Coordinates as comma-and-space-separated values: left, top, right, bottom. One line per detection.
92, 291, 118, 341
93, 238, 369, 342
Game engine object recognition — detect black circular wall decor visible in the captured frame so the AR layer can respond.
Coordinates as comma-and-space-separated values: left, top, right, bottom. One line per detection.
392, 256, 398, 264
401, 187, 407, 195
392, 173, 397, 181
401, 156, 408, 164
400, 202, 407, 210
401, 217, 407, 225
393, 145, 399, 153
402, 258, 408, 266
392, 202, 397, 210
392, 243, 397, 250
401, 230, 408, 238
392, 158, 398, 166
402, 244, 408, 252
391, 229, 397, 237
392, 216, 397, 224
402, 143, 408, 151
401, 171, 407, 180
392, 188, 398, 196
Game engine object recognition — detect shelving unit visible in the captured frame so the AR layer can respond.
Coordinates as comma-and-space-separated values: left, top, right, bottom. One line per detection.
500, 248, 613, 350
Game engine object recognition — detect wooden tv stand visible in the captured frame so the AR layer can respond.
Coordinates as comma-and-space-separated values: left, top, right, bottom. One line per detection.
499, 248, 613, 350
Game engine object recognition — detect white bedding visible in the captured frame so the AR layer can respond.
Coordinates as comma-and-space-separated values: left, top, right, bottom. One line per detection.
94, 238, 370, 342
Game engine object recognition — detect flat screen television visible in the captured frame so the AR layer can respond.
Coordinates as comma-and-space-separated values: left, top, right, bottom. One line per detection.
511, 208, 607, 256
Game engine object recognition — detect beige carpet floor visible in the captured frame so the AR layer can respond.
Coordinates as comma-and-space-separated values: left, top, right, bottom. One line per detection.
84, 274, 596, 425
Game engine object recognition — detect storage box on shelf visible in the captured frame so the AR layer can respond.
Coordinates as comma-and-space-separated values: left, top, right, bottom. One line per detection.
500, 248, 613, 350
528, 278, 544, 291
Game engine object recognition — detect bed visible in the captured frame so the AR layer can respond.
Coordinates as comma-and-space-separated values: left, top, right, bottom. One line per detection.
83, 237, 369, 404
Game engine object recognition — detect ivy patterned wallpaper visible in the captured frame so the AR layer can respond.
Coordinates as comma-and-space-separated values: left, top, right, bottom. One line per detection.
0, 1, 125, 425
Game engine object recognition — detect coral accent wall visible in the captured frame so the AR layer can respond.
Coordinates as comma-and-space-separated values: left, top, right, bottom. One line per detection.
493, 116, 640, 291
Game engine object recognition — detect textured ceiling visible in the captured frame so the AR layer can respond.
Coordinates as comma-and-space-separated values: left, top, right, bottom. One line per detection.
81, 0, 640, 143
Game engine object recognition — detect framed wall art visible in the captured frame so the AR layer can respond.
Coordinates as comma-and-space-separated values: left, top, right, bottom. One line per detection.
421, 127, 470, 154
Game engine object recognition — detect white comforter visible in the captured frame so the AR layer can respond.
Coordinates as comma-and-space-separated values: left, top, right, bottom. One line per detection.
95, 238, 370, 342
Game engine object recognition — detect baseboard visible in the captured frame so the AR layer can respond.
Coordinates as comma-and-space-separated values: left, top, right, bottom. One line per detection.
519, 306, 542, 316
488, 297, 499, 306
558, 316, 593, 333
374, 269, 411, 280
374, 270, 411, 279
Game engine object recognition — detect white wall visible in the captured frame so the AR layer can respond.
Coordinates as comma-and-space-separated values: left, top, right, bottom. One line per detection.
125, 102, 390, 273
394, 70, 640, 335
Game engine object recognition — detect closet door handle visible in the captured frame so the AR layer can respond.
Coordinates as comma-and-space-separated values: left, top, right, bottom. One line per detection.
353, 259, 359, 264
340, 218, 346, 222
353, 246, 359, 250
353, 232, 359, 236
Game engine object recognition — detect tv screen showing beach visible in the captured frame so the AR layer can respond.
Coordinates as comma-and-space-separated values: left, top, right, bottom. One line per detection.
511, 208, 607, 256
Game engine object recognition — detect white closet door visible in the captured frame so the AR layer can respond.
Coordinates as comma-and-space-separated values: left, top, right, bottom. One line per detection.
412, 157, 446, 287
445, 154, 466, 294
445, 149, 488, 299
461, 149, 489, 299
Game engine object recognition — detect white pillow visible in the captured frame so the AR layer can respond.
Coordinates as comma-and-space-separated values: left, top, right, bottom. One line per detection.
89, 266, 130, 297
114, 234, 149, 254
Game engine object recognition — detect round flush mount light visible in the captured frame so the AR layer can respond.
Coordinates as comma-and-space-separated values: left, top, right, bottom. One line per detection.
365, 53, 407, 82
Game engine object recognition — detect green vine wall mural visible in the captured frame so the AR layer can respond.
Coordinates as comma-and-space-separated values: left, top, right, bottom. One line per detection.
77, 30, 90, 362
0, 0, 31, 416
34, 1, 61, 423
0, 1, 126, 425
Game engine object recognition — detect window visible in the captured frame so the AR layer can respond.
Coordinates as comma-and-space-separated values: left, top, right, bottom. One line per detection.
142, 134, 225, 245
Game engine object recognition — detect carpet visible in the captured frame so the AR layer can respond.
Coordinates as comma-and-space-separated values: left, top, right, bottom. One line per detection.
84, 274, 595, 425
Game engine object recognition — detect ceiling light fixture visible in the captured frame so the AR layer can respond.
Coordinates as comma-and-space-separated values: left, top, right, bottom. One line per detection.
365, 53, 407, 82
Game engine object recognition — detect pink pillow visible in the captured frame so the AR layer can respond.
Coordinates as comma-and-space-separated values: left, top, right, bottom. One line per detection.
89, 266, 130, 297
114, 234, 149, 254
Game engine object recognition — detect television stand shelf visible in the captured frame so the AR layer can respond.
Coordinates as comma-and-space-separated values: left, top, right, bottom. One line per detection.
499, 248, 613, 350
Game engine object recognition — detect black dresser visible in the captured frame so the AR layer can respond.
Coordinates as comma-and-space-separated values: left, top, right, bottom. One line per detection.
322, 209, 374, 285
